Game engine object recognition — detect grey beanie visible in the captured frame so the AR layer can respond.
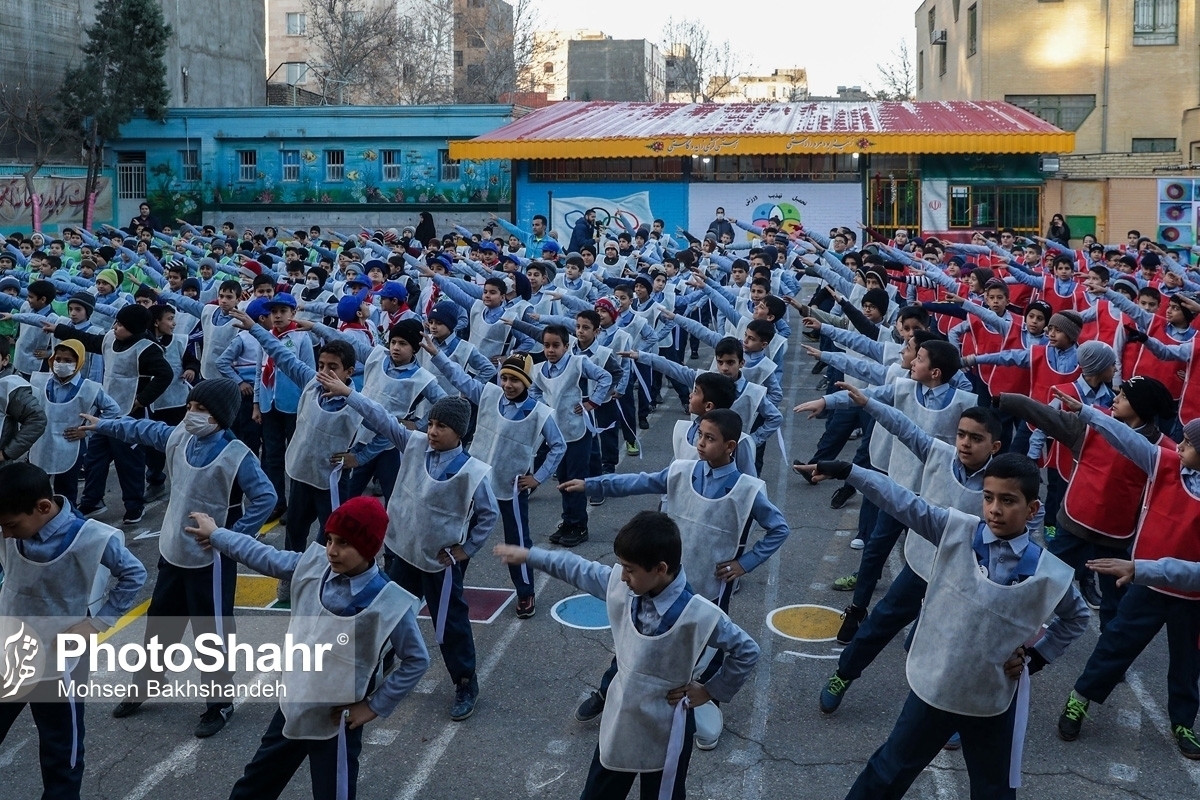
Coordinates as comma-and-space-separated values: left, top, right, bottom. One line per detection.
429, 396, 472, 439
187, 378, 242, 430
1048, 311, 1083, 342
1076, 340, 1116, 377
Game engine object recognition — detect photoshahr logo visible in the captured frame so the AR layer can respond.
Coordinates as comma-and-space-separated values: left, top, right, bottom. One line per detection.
1, 621, 43, 700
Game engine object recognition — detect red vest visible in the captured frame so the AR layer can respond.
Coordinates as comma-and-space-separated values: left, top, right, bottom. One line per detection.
1037, 274, 1087, 315
967, 313, 1029, 396
1062, 427, 1171, 542
1030, 346, 1082, 406
1130, 316, 1190, 400
1079, 299, 1121, 347
996, 265, 1033, 311
1133, 447, 1200, 600
1180, 339, 1200, 422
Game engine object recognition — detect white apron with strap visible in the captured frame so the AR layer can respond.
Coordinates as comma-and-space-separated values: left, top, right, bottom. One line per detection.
739, 356, 777, 386
386, 432, 492, 572
151, 334, 190, 412
354, 349, 436, 446
670, 420, 754, 463
468, 300, 511, 359
665, 460, 763, 602
170, 308, 200, 342
417, 338, 478, 398
906, 508, 1073, 716
14, 305, 52, 375
533, 355, 587, 443
28, 374, 99, 475
200, 304, 239, 380
102, 334, 153, 415
886, 378, 977, 492
296, 290, 334, 324
285, 384, 364, 490
577, 341, 614, 399
729, 379, 768, 434
471, 383, 552, 500
599, 567, 722, 772
281, 543, 419, 739
159, 425, 250, 568
904, 440, 982, 581
0, 519, 118, 681
866, 363, 913, 470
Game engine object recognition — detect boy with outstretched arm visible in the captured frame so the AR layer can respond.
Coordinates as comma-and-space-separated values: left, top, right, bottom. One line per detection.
494, 510, 760, 800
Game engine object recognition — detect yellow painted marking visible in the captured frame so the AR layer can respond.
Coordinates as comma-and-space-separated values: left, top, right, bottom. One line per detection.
98, 599, 151, 643
234, 574, 281, 607
258, 520, 279, 537
767, 604, 844, 642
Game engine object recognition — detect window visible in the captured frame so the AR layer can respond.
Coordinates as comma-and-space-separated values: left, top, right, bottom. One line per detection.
468, 33, 484, 48
967, 5, 978, 55
237, 150, 257, 182
286, 12, 306, 35
285, 62, 307, 85
116, 152, 146, 200
938, 44, 947, 76
928, 7, 936, 34
543, 62, 554, 74
439, 149, 460, 182
325, 150, 344, 182
918, 51, 925, 90
1005, 94, 1096, 131
1133, 0, 1178, 45
948, 185, 1042, 235
180, 149, 199, 182
382, 150, 401, 181
1132, 137, 1177, 152
281, 150, 300, 182
953, 0, 960, 21
454, 50, 463, 67
466, 64, 483, 82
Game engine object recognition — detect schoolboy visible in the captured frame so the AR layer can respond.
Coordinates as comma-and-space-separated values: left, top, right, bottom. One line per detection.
215, 296, 267, 456
188, 497, 430, 800
424, 344, 564, 617
812, 455, 1088, 799
0, 463, 147, 800
418, 302, 497, 397
316, 381, 497, 722
145, 304, 201, 498
0, 278, 57, 377
85, 378, 275, 736
494, 511, 760, 800
671, 371, 756, 476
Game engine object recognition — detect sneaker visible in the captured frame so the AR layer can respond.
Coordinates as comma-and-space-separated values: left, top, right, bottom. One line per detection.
835, 604, 867, 645
79, 503, 108, 518
195, 704, 233, 738
693, 702, 723, 750
638, 418, 650, 430
112, 700, 144, 718
588, 495, 605, 507
549, 521, 571, 545
516, 596, 536, 619
832, 574, 858, 592
575, 690, 605, 722
810, 360, 826, 375
1079, 575, 1102, 611
145, 483, 167, 502
1175, 725, 1200, 759
815, 377, 828, 390
276, 579, 291, 604
943, 732, 962, 751
450, 678, 478, 721
1057, 691, 1090, 741
848, 428, 863, 441
123, 509, 144, 525
830, 484, 857, 510
1044, 525, 1057, 541
625, 442, 640, 456
819, 671, 853, 714
689, 352, 700, 361
558, 526, 589, 548
849, 538, 866, 550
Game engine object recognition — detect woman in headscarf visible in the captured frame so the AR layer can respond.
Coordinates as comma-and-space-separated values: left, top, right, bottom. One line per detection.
414, 211, 436, 245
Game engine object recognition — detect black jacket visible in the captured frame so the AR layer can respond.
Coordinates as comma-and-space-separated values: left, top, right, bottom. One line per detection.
54, 324, 173, 413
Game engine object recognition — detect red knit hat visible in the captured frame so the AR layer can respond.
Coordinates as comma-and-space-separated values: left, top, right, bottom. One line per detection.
325, 497, 388, 559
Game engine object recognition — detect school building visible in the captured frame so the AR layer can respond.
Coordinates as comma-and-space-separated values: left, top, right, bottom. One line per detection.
447, 100, 1074, 244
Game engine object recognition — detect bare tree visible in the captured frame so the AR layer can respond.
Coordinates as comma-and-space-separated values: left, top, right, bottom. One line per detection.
661, 17, 747, 102
871, 39, 916, 101
303, 0, 401, 104
0, 75, 77, 230
456, 0, 548, 103
394, 0, 455, 104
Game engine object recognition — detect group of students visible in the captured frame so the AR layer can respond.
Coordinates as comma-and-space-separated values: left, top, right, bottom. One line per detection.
3, 208, 1200, 800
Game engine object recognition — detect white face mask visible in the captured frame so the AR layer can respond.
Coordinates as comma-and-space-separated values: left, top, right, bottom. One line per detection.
182, 412, 219, 438
306, 278, 320, 290
52, 362, 76, 378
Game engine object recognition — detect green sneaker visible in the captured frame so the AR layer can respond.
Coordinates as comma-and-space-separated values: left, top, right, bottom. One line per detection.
832, 573, 857, 591
1044, 525, 1057, 541
819, 671, 853, 714
1057, 691, 1090, 741
1175, 725, 1200, 759
625, 442, 640, 456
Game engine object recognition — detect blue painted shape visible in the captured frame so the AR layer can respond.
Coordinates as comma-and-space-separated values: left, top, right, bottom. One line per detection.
551, 593, 610, 630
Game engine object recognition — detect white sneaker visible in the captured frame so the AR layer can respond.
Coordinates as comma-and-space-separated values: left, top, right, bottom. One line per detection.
694, 702, 723, 750
849, 538, 865, 550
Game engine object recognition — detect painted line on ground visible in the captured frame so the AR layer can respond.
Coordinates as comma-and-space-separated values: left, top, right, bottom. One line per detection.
1125, 669, 1200, 790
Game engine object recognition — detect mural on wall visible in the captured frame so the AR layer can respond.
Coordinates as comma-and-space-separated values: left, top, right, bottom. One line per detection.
0, 176, 114, 229
1157, 179, 1199, 248
687, 183, 863, 243
550, 192, 655, 239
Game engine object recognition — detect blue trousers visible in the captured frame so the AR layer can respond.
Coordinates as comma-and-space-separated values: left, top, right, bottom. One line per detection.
285, 480, 337, 553
846, 690, 1017, 800
347, 448, 401, 504
231, 391, 262, 454
387, 553, 476, 685
579, 710, 695, 800
1074, 584, 1200, 728
811, 408, 871, 464
260, 408, 297, 506
499, 491, 534, 597
0, 660, 88, 800
1045, 530, 1127, 632
852, 513, 908, 609
839, 565, 928, 681
52, 448, 86, 509
590, 401, 620, 474
228, 705, 363, 800
81, 431, 145, 516
559, 434, 592, 527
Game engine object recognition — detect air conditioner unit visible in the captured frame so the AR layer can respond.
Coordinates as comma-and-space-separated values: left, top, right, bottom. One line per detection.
931, 29, 948, 45
1039, 155, 1061, 173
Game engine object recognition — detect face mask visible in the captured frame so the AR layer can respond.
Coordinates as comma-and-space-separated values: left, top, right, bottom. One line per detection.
52, 362, 76, 378
306, 278, 320, 290
716, 213, 724, 220
182, 412, 219, 438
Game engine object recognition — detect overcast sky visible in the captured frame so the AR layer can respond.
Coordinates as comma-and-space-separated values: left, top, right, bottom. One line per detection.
540, 0, 918, 96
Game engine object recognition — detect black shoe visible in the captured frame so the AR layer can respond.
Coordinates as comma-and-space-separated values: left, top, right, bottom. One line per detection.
145, 483, 167, 503
451, 677, 478, 721
1079, 575, 1102, 611
811, 360, 826, 375
194, 704, 233, 738
830, 485, 857, 510
558, 526, 589, 548
1057, 692, 1089, 741
836, 605, 867, 645
1175, 725, 1200, 759
638, 418, 650, 430
516, 596, 536, 619
112, 700, 144, 718
575, 690, 605, 722
123, 509, 145, 525
267, 504, 287, 524
588, 494, 605, 507
689, 352, 700, 361
549, 521, 571, 545
793, 459, 815, 484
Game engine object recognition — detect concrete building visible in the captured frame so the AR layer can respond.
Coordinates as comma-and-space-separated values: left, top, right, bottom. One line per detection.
665, 44, 701, 103
708, 69, 810, 103
453, 0, 515, 104
566, 38, 666, 103
524, 29, 604, 101
913, 0, 1197, 243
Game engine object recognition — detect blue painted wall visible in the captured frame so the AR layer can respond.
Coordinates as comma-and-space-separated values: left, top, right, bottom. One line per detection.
515, 162, 690, 236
